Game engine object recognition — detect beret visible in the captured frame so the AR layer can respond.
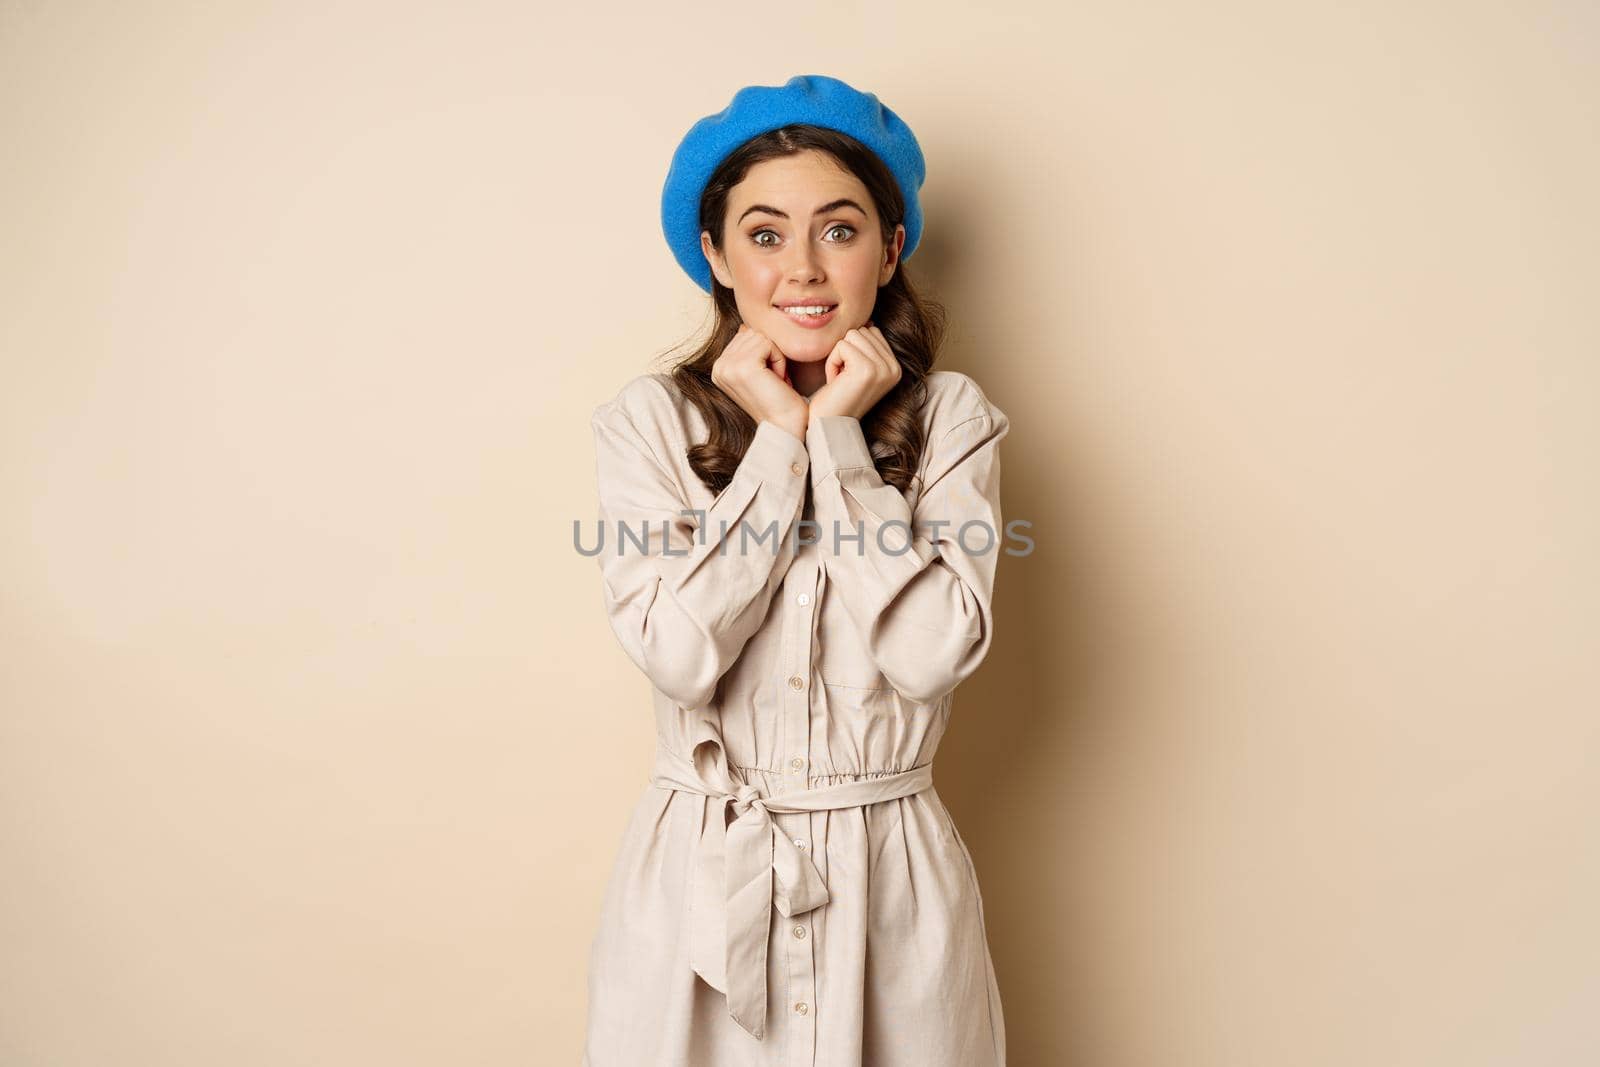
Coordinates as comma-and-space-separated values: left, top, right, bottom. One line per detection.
660, 73, 927, 294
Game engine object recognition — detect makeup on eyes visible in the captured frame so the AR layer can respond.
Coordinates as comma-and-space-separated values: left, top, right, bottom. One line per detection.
750, 224, 856, 247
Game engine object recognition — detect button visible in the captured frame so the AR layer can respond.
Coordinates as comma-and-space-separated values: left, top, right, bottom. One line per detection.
792, 924, 807, 939
790, 462, 803, 476
797, 592, 810, 606
788, 675, 804, 690
789, 756, 806, 772
793, 838, 807, 849
794, 1001, 809, 1015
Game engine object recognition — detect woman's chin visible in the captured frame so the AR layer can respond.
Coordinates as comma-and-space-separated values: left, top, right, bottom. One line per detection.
782, 347, 830, 363
774, 336, 834, 362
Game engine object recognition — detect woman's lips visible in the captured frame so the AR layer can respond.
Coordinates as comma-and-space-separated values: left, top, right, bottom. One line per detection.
776, 304, 838, 329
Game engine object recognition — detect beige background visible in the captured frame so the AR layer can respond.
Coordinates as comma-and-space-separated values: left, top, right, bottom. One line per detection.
2, 1, 1596, 1064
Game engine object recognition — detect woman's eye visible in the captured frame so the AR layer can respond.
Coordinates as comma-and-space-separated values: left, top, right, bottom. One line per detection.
750, 225, 856, 248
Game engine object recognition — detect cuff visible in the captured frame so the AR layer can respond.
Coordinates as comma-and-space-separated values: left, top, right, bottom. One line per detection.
805, 415, 875, 488
741, 418, 811, 485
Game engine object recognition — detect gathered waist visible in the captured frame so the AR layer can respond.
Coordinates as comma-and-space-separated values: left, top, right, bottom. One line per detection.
649, 743, 934, 812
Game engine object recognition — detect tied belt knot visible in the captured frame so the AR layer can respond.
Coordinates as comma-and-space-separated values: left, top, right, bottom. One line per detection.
649, 733, 934, 1040
728, 781, 764, 819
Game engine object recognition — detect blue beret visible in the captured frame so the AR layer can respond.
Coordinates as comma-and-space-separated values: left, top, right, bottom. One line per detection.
660, 73, 927, 294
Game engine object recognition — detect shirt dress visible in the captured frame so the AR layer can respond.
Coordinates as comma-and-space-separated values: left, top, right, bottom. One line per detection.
583, 368, 1010, 1067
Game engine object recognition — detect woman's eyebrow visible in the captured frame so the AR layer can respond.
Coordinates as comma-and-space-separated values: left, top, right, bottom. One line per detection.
737, 198, 867, 224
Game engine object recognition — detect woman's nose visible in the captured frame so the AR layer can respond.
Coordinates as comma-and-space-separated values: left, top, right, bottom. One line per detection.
787, 246, 822, 283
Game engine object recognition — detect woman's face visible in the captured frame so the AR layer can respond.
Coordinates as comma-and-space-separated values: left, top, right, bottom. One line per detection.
703, 150, 905, 364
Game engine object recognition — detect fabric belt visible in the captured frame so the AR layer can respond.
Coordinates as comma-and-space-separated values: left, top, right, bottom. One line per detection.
648, 730, 934, 1040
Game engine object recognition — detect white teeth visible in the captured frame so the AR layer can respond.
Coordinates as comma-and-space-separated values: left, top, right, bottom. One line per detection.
782, 305, 832, 316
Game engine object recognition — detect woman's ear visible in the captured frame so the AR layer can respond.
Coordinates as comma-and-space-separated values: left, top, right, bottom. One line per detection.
701, 230, 734, 289
879, 223, 906, 286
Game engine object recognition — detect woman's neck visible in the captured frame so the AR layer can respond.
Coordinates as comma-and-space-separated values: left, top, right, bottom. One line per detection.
790, 360, 827, 399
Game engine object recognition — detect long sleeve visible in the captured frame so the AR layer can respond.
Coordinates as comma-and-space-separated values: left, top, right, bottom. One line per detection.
591, 380, 810, 709
805, 383, 1010, 704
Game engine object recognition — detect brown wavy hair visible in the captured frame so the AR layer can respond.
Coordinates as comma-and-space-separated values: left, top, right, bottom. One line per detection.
661, 123, 946, 496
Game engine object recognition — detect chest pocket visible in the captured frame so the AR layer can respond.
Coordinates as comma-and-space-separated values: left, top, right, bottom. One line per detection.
815, 562, 890, 691
811, 467, 930, 693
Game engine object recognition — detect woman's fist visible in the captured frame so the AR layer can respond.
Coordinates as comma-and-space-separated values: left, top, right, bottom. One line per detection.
807, 324, 901, 422
710, 324, 809, 441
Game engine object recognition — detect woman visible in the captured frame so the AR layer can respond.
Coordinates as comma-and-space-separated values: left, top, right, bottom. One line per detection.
584, 74, 1010, 1066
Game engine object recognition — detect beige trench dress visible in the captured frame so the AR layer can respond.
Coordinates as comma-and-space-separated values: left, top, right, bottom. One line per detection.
583, 369, 1010, 1066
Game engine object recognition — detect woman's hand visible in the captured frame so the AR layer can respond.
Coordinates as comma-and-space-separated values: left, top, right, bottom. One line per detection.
807, 323, 901, 425
710, 324, 810, 441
